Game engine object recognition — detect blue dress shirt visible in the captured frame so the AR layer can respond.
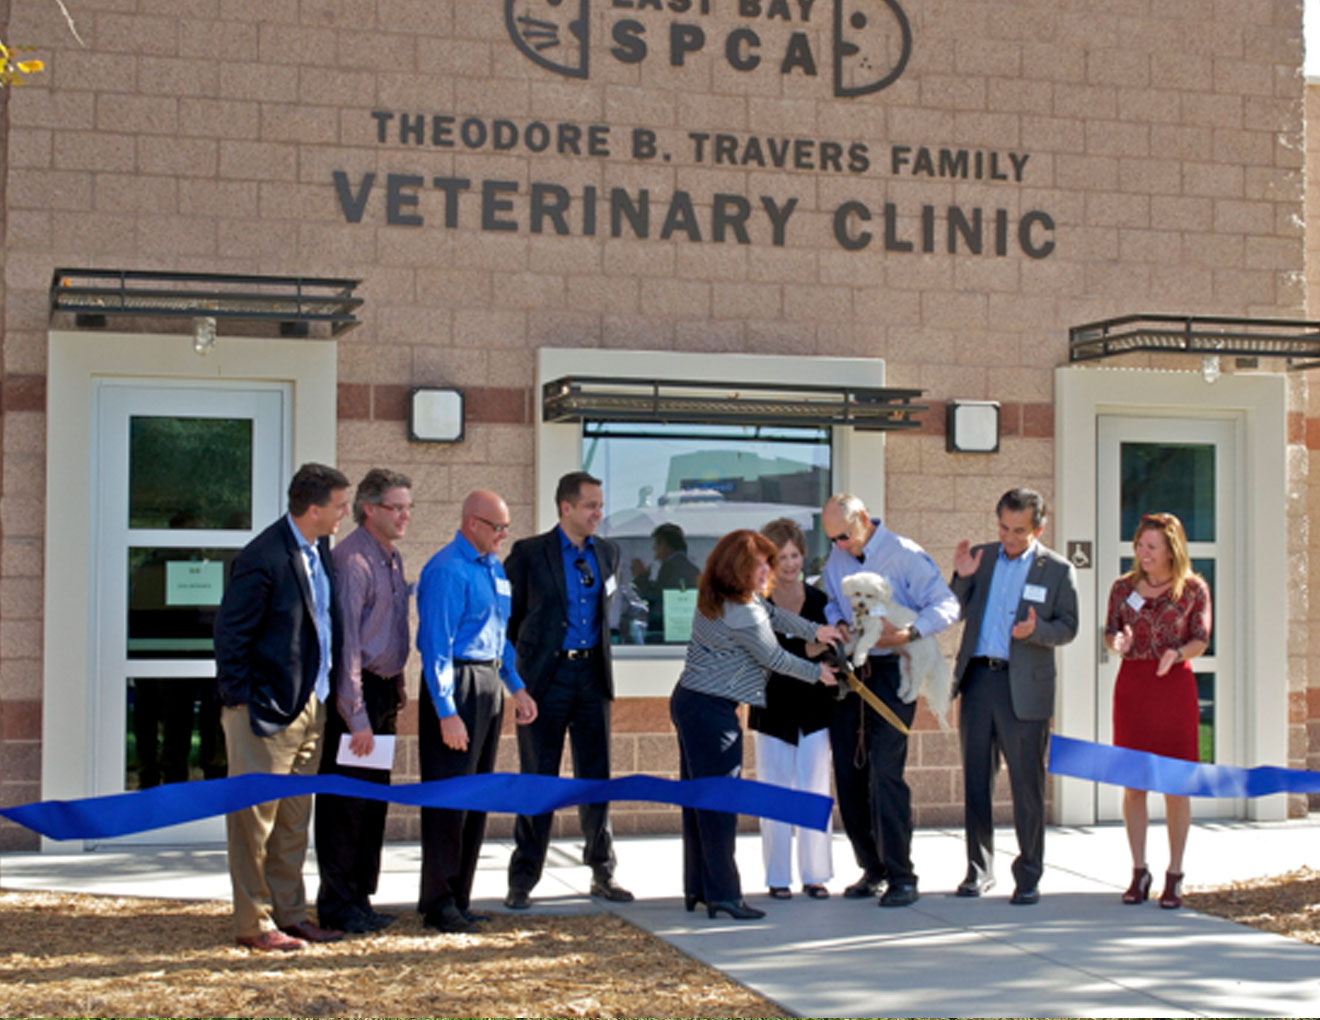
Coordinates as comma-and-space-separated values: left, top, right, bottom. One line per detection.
559, 526, 602, 650
417, 530, 525, 718
973, 540, 1037, 660
821, 517, 960, 651
286, 515, 332, 703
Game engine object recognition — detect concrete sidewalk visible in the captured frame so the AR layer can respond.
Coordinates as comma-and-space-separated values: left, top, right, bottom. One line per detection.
4, 819, 1320, 1018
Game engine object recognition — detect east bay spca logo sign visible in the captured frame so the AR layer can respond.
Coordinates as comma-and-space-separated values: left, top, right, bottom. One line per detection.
506, 0, 912, 98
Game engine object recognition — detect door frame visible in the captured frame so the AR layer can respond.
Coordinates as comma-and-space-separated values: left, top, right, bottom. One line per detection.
42, 330, 336, 850
1054, 366, 1288, 825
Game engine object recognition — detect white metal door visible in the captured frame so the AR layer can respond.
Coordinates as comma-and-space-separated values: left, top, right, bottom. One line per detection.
93, 381, 289, 844
1095, 414, 1238, 821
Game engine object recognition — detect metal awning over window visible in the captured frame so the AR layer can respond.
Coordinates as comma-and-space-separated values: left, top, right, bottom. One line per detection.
543, 376, 927, 431
49, 268, 362, 337
1070, 314, 1320, 369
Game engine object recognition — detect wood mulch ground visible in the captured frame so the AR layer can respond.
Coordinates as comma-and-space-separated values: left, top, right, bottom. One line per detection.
4, 871, 1320, 1019
0, 890, 790, 1019
1185, 865, 1320, 945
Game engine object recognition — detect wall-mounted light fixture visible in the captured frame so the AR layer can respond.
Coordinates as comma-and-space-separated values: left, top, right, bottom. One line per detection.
192, 316, 217, 356
409, 387, 465, 443
946, 400, 1000, 454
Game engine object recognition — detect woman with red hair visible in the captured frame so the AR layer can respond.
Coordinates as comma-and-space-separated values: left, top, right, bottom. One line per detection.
1104, 512, 1212, 909
670, 529, 841, 920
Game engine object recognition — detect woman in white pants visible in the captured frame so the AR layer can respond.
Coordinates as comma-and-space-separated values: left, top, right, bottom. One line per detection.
748, 518, 836, 899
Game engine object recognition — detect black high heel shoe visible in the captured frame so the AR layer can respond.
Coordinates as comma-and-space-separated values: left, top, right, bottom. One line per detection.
684, 894, 705, 913
706, 899, 766, 920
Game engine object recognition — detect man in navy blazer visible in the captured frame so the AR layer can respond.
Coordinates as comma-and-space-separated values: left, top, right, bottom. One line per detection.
504, 471, 633, 908
950, 488, 1078, 905
215, 462, 351, 951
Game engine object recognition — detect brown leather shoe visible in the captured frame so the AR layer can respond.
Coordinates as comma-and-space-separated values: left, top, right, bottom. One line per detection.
280, 919, 343, 943
236, 929, 306, 952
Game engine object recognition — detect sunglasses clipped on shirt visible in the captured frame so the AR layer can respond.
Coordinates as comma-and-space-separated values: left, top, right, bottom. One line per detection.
574, 556, 595, 588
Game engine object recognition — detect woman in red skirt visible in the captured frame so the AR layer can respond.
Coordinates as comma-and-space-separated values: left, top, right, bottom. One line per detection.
1103, 512, 1211, 910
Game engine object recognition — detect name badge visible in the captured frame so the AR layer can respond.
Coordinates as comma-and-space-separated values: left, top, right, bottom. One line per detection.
495, 577, 512, 597
1023, 583, 1047, 604
1125, 590, 1145, 612
605, 574, 618, 597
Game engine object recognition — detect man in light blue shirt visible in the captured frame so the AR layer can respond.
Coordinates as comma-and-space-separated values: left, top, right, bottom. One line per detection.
821, 493, 960, 908
416, 489, 538, 933
950, 488, 1078, 905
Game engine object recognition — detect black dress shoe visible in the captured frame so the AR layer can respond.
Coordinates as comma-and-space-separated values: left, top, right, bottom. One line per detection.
842, 875, 884, 899
462, 908, 492, 923
684, 894, 704, 913
590, 877, 635, 902
320, 907, 377, 928
422, 903, 473, 933
706, 899, 766, 920
1010, 885, 1040, 905
878, 883, 919, 907
504, 889, 531, 910
366, 908, 397, 931
956, 873, 996, 898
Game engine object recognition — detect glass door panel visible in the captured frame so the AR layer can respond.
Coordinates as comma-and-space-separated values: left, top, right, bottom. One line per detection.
95, 382, 288, 843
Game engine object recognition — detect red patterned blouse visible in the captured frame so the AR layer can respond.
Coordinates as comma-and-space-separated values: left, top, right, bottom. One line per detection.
1104, 574, 1212, 660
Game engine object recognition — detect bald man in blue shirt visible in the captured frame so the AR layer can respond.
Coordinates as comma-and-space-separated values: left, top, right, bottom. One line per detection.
416, 489, 538, 934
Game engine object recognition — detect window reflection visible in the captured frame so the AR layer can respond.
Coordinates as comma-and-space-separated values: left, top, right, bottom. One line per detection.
586, 423, 832, 645
130, 416, 253, 530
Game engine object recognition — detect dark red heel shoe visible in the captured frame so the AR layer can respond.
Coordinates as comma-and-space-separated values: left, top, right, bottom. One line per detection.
1122, 867, 1152, 904
1159, 871, 1183, 909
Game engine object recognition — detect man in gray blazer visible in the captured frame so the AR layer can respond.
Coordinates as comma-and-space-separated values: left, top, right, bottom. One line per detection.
950, 488, 1078, 905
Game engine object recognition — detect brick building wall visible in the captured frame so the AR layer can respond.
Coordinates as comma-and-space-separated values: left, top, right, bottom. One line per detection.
0, 0, 1313, 849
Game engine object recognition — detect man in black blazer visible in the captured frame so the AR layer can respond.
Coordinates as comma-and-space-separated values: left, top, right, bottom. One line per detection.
950, 488, 1078, 905
215, 462, 351, 951
504, 471, 633, 908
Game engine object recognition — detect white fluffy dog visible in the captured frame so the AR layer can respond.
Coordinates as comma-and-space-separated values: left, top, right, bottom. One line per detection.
841, 571, 955, 724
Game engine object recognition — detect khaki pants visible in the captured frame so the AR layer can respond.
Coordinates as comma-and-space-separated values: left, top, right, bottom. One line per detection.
222, 698, 324, 938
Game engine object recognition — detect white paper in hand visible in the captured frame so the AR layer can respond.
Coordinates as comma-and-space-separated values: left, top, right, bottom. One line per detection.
336, 733, 395, 771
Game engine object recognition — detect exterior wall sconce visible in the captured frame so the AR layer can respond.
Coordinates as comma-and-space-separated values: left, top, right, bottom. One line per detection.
192, 316, 217, 356
409, 387, 465, 442
946, 400, 1000, 454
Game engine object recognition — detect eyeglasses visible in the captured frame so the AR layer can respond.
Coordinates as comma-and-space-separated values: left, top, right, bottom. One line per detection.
474, 515, 511, 534
829, 530, 852, 544
574, 557, 595, 588
1140, 512, 1180, 528
377, 501, 414, 514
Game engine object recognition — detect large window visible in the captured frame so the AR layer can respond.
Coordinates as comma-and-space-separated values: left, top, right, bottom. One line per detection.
586, 422, 832, 646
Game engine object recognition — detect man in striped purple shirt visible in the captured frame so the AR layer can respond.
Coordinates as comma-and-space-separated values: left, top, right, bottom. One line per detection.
315, 468, 414, 935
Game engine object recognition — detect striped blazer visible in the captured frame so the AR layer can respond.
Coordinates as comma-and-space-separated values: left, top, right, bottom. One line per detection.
675, 596, 822, 707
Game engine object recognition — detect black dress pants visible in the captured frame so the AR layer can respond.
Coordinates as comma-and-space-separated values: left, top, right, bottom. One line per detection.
508, 655, 616, 893
959, 661, 1050, 890
314, 670, 402, 924
418, 663, 504, 916
828, 656, 918, 886
670, 683, 744, 904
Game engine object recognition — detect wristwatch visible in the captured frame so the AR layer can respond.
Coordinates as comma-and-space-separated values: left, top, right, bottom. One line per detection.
907, 624, 921, 642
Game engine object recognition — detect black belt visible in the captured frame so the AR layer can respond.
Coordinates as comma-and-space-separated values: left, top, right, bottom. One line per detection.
970, 656, 1010, 671
559, 646, 599, 660
453, 657, 498, 667
362, 669, 403, 684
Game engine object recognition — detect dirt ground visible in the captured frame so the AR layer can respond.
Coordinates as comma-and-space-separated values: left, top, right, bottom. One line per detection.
0, 890, 791, 1019
3, 871, 1320, 1019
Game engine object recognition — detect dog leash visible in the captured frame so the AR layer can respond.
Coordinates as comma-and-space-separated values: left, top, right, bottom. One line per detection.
829, 643, 910, 736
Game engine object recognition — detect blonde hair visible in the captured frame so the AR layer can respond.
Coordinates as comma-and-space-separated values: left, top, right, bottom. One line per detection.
1124, 512, 1194, 601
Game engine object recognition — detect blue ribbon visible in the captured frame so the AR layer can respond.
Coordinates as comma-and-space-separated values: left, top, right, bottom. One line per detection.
1049, 734, 1320, 797
0, 772, 833, 842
